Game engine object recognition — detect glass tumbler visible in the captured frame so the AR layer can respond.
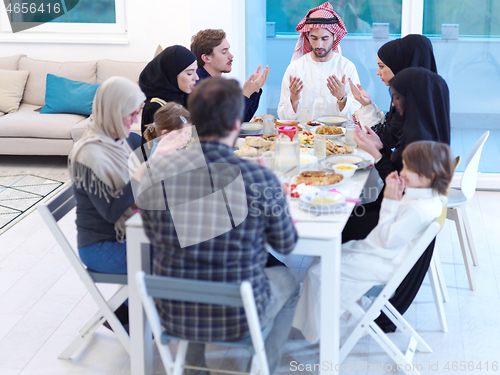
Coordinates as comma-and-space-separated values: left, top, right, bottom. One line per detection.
263, 115, 275, 136
314, 134, 326, 160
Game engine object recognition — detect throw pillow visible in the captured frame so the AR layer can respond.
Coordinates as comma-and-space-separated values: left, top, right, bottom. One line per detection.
154, 45, 163, 58
40, 74, 100, 116
0, 69, 30, 113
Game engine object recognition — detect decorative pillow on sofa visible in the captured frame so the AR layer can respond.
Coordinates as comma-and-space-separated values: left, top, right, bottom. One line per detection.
40, 74, 100, 116
0, 69, 30, 113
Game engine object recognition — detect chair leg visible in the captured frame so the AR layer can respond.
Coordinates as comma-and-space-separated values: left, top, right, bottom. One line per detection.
451, 208, 476, 290
428, 257, 448, 332
173, 340, 189, 375
432, 251, 449, 302
58, 309, 105, 359
249, 355, 259, 375
461, 206, 479, 266
382, 303, 432, 353
367, 323, 424, 375
58, 285, 129, 359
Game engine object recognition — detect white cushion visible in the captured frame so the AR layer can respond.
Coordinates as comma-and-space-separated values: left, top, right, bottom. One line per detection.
0, 103, 86, 139
19, 57, 97, 106
0, 54, 26, 70
0, 69, 30, 113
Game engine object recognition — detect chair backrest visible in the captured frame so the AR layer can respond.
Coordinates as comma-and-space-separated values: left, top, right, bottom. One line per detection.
437, 155, 461, 230
136, 272, 270, 375
140, 274, 244, 307
460, 131, 489, 201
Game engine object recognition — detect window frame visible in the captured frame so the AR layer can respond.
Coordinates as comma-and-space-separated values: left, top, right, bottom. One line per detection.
0, 0, 127, 44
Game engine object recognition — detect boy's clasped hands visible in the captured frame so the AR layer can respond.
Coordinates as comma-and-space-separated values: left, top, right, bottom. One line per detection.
384, 171, 405, 201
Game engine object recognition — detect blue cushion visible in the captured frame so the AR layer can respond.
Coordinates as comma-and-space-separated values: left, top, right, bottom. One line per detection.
40, 74, 100, 116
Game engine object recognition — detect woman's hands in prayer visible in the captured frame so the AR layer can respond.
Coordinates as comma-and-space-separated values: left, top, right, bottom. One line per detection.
353, 125, 383, 160
289, 75, 304, 113
243, 64, 270, 99
348, 78, 372, 106
384, 171, 404, 201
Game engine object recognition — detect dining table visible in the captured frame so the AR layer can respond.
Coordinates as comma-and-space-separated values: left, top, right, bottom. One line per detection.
125, 147, 380, 375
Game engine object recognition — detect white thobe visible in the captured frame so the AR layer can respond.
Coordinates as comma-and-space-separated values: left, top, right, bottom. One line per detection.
293, 188, 445, 343
277, 52, 361, 121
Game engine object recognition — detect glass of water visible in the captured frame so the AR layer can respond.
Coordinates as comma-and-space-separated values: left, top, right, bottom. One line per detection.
314, 134, 326, 160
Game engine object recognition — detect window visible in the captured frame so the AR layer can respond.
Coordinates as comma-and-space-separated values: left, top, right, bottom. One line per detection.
267, 0, 403, 35
423, 0, 500, 37
0, 0, 125, 35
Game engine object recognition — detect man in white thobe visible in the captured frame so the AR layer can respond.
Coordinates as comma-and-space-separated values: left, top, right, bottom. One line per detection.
277, 2, 361, 121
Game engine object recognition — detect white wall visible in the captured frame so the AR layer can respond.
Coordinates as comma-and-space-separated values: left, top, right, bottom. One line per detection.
0, 0, 247, 83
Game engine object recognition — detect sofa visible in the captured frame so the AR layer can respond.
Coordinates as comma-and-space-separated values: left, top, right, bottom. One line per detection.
0, 54, 147, 155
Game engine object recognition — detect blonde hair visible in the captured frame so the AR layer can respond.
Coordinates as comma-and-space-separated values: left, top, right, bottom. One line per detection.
143, 102, 190, 142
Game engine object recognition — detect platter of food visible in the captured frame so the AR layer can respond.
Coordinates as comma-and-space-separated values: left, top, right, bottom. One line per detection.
292, 170, 344, 187
315, 115, 349, 126
234, 136, 274, 158
325, 142, 355, 156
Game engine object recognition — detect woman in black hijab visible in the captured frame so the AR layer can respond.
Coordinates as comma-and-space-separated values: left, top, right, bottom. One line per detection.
139, 45, 198, 136
349, 34, 437, 153
349, 67, 451, 332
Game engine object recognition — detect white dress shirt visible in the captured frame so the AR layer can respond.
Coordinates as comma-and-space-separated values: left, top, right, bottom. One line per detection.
277, 52, 361, 121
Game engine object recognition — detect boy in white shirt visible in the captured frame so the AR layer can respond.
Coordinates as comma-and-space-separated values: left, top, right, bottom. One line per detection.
293, 141, 454, 343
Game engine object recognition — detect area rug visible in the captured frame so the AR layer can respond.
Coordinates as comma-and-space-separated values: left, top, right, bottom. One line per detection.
0, 174, 67, 235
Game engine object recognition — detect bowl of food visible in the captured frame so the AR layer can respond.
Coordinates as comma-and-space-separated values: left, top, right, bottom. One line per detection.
303, 121, 324, 132
332, 163, 358, 178
299, 191, 346, 212
300, 154, 318, 169
240, 122, 263, 135
315, 115, 349, 126
315, 124, 345, 139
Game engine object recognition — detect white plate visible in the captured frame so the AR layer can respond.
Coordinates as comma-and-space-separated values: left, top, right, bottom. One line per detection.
298, 200, 347, 214
315, 115, 349, 126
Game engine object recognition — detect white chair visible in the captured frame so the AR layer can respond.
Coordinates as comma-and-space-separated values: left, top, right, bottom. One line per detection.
135, 271, 271, 375
37, 185, 130, 359
341, 221, 441, 375
425, 155, 462, 333
447, 131, 489, 291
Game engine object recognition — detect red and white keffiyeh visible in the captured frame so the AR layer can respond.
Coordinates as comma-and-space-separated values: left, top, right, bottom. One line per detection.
291, 2, 347, 62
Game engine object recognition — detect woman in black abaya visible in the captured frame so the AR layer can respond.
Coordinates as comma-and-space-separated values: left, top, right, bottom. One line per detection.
347, 67, 451, 332
139, 45, 198, 137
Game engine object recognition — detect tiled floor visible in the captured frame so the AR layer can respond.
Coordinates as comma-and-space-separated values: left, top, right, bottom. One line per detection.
1, 155, 500, 374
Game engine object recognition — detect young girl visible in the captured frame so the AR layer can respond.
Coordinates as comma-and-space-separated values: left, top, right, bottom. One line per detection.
142, 102, 191, 156
293, 140, 454, 343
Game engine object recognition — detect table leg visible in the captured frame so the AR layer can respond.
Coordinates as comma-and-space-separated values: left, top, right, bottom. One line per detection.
319, 237, 340, 374
127, 227, 153, 375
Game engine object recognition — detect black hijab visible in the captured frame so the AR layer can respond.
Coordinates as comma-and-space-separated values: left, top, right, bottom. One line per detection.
139, 45, 196, 106
374, 35, 438, 151
378, 34, 437, 76
391, 67, 450, 148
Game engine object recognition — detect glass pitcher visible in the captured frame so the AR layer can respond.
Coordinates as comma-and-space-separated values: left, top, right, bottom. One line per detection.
274, 125, 300, 176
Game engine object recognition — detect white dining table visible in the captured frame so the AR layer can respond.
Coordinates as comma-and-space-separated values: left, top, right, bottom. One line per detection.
125, 149, 379, 375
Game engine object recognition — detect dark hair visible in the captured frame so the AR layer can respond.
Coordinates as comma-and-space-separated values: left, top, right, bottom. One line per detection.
190, 29, 226, 68
187, 77, 244, 138
142, 102, 190, 142
402, 141, 454, 196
